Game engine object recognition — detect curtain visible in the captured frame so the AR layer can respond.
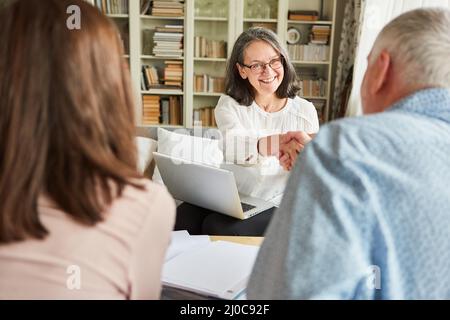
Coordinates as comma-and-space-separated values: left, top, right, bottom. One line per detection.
345, 0, 450, 117
331, 0, 362, 120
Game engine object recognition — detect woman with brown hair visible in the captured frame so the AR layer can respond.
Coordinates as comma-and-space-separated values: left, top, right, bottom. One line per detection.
0, 0, 175, 299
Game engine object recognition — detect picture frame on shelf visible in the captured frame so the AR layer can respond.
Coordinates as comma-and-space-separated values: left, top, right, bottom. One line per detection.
286, 27, 301, 44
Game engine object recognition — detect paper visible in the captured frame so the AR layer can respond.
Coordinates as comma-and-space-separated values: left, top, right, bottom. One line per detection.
165, 231, 210, 262
162, 240, 259, 300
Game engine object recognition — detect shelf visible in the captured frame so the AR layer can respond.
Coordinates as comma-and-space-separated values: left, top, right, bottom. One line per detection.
141, 55, 184, 61
194, 92, 224, 97
243, 18, 277, 23
288, 20, 333, 25
119, 0, 338, 126
292, 60, 330, 65
195, 17, 228, 21
194, 57, 227, 62
140, 15, 184, 20
142, 89, 184, 95
107, 14, 129, 19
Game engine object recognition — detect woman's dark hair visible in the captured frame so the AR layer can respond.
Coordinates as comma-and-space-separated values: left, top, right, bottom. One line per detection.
0, 0, 142, 243
225, 27, 300, 106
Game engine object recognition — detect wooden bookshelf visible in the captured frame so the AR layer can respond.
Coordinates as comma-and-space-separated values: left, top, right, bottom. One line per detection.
86, 0, 337, 126
284, 0, 337, 121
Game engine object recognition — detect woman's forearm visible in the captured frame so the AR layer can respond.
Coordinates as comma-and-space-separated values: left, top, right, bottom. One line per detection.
257, 135, 279, 157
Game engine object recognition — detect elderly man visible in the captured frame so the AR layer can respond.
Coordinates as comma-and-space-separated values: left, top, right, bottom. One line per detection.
247, 8, 450, 299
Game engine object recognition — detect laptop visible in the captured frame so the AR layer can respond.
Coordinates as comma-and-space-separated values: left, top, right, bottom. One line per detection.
153, 152, 274, 219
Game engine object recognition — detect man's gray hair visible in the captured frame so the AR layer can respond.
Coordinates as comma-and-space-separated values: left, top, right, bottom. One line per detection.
371, 8, 450, 88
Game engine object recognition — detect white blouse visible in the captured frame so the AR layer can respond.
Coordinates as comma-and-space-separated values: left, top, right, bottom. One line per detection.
215, 94, 319, 203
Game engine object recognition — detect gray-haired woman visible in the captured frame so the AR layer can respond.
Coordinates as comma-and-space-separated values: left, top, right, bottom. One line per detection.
215, 27, 318, 202
175, 28, 319, 237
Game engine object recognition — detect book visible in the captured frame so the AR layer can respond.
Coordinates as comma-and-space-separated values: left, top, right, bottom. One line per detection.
140, 0, 151, 14
162, 240, 259, 300
288, 10, 319, 21
289, 10, 319, 15
289, 14, 319, 21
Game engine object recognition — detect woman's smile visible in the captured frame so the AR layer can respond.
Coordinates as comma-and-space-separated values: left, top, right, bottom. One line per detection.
259, 76, 276, 84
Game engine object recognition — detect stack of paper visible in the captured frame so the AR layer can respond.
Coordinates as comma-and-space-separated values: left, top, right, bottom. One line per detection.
164, 230, 210, 262
162, 231, 259, 300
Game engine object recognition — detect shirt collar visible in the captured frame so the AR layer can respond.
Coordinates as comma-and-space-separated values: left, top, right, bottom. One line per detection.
387, 88, 450, 124
252, 98, 291, 117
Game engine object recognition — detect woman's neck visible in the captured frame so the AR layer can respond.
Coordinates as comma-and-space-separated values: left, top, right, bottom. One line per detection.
254, 95, 287, 113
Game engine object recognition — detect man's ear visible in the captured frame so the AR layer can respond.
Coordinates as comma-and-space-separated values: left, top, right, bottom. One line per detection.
370, 50, 391, 94
236, 63, 247, 79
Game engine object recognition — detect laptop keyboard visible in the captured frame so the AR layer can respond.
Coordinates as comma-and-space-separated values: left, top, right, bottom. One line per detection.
241, 202, 256, 212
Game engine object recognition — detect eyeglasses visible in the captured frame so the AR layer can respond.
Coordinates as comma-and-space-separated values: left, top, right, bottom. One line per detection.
240, 57, 283, 74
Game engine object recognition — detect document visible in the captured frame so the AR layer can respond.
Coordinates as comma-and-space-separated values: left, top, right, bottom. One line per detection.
162, 240, 259, 300
165, 230, 210, 261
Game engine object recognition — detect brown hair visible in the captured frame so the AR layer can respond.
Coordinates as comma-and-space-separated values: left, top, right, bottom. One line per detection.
0, 0, 142, 243
225, 27, 300, 106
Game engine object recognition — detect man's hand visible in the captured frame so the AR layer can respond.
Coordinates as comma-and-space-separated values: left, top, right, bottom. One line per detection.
279, 140, 303, 171
278, 131, 314, 171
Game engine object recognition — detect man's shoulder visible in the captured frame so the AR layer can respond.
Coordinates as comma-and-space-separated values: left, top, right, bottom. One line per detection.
313, 112, 404, 159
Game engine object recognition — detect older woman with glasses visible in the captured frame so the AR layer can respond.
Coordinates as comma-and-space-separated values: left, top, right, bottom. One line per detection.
175, 28, 319, 236
215, 27, 319, 198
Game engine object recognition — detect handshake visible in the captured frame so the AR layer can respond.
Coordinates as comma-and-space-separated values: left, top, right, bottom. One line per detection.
257, 131, 315, 171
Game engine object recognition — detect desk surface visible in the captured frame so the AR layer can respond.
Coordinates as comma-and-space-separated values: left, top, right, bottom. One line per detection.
210, 236, 263, 246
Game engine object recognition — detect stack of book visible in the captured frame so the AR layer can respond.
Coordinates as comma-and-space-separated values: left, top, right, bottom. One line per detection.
297, 67, 328, 97
142, 95, 161, 125
287, 43, 330, 61
194, 36, 227, 59
94, 0, 129, 14
141, 65, 159, 91
150, 0, 184, 17
298, 78, 327, 97
288, 10, 319, 21
143, 95, 182, 125
168, 96, 183, 125
153, 25, 184, 58
164, 60, 183, 89
193, 107, 216, 127
310, 25, 331, 45
194, 74, 225, 93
